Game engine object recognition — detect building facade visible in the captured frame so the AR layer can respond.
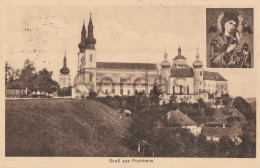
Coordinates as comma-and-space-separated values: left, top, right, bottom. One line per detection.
72, 14, 228, 102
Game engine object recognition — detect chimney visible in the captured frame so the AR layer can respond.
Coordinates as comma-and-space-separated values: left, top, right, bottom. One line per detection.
223, 124, 225, 128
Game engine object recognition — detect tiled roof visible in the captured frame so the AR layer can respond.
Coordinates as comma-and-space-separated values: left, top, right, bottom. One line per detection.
170, 68, 194, 78
96, 62, 157, 70
167, 110, 198, 126
203, 71, 227, 81
202, 127, 242, 137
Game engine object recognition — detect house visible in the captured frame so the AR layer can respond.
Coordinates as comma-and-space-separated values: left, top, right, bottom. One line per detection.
201, 126, 243, 144
166, 109, 202, 136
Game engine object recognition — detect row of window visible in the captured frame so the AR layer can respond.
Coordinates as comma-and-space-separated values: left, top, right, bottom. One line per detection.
173, 85, 189, 95
97, 89, 146, 95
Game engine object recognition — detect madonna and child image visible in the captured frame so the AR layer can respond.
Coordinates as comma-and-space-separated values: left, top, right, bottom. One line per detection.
206, 8, 253, 68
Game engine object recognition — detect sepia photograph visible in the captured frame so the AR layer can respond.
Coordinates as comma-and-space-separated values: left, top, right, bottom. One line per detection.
206, 8, 254, 68
1, 1, 259, 168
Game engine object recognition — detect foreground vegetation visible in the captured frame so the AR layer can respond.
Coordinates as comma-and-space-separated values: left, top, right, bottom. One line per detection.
6, 99, 136, 156
95, 88, 256, 157
5, 85, 256, 157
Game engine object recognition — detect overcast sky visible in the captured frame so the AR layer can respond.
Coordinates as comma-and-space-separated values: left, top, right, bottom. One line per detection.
3, 6, 256, 98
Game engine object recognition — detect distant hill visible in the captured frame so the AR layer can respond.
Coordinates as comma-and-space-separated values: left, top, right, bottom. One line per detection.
6, 99, 136, 156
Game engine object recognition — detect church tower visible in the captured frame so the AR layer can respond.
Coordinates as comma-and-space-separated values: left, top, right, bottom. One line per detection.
193, 47, 203, 93
76, 13, 97, 94
59, 51, 71, 88
160, 49, 171, 94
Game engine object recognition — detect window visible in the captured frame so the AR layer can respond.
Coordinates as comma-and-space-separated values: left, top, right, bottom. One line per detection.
180, 85, 182, 95
200, 71, 202, 76
105, 89, 108, 94
112, 89, 115, 94
128, 90, 130, 95
90, 54, 93, 62
89, 74, 93, 82
120, 89, 123, 95
222, 85, 224, 88
200, 82, 202, 86
173, 86, 175, 94
187, 85, 189, 94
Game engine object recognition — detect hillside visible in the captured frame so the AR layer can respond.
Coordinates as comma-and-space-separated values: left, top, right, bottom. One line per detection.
6, 99, 136, 156
213, 106, 247, 128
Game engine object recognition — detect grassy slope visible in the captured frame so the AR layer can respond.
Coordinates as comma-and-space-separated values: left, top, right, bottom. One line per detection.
6, 99, 136, 156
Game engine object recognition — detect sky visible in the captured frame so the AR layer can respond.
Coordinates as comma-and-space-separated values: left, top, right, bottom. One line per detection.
2, 6, 256, 98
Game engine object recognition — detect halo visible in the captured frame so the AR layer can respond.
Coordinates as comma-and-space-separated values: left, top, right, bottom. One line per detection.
217, 10, 243, 34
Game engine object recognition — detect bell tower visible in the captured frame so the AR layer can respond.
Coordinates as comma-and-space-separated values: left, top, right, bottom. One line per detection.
193, 47, 204, 93
76, 13, 97, 95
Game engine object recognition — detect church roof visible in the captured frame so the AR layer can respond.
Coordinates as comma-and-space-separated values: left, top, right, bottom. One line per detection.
170, 67, 194, 78
173, 55, 187, 60
96, 62, 157, 70
203, 71, 227, 81
173, 46, 187, 60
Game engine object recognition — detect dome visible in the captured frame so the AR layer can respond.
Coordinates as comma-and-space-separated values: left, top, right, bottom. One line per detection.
78, 41, 85, 49
85, 36, 96, 45
193, 48, 203, 68
60, 67, 70, 75
161, 60, 171, 68
173, 47, 187, 60
161, 51, 171, 68
193, 60, 203, 68
60, 54, 70, 75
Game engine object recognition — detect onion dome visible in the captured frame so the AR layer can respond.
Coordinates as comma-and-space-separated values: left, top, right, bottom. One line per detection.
85, 13, 96, 49
161, 50, 171, 68
78, 20, 86, 52
173, 46, 187, 60
193, 47, 203, 68
60, 51, 70, 74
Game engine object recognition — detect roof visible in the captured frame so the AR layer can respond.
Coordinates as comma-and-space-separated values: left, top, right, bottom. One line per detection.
202, 127, 242, 138
96, 62, 158, 70
203, 71, 227, 81
166, 110, 198, 126
173, 55, 187, 60
170, 67, 194, 78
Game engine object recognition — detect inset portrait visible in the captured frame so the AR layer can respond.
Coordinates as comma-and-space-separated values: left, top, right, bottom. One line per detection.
206, 8, 253, 68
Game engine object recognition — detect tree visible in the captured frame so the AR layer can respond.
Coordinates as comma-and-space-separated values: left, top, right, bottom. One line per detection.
149, 80, 163, 106
35, 68, 59, 96
221, 93, 232, 106
198, 98, 205, 109
19, 59, 37, 92
5, 62, 14, 83
233, 97, 253, 120
89, 91, 98, 99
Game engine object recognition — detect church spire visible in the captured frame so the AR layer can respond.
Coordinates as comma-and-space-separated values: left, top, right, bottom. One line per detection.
78, 20, 86, 52
86, 12, 96, 49
178, 46, 181, 55
192, 46, 203, 68
60, 51, 70, 74
64, 51, 67, 67
196, 46, 199, 59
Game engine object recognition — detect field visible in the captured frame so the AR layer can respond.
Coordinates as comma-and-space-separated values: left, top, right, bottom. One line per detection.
5, 99, 136, 156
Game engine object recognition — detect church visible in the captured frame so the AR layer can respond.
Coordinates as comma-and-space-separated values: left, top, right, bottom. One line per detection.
59, 14, 228, 103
